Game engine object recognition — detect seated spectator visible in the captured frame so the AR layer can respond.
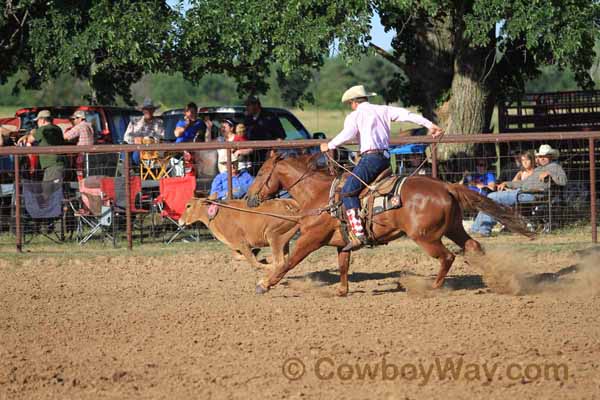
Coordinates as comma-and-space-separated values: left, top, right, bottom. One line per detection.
470, 144, 566, 237
123, 98, 165, 144
64, 110, 95, 180
174, 102, 207, 143
209, 154, 254, 200
123, 99, 165, 166
512, 151, 535, 182
460, 158, 496, 195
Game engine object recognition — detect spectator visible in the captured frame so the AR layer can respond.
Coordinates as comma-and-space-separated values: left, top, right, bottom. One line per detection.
512, 151, 535, 182
470, 144, 567, 237
217, 120, 237, 172
123, 98, 165, 144
460, 158, 496, 195
233, 123, 252, 170
174, 102, 207, 143
233, 123, 248, 142
243, 96, 285, 141
64, 110, 94, 180
243, 96, 286, 174
219, 119, 236, 142
209, 153, 254, 200
17, 110, 67, 185
64, 110, 94, 145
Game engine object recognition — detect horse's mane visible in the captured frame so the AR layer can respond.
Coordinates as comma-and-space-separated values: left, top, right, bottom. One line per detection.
278, 152, 335, 178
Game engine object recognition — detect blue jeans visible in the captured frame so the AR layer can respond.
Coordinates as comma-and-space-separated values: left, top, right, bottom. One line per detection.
471, 189, 535, 235
342, 153, 390, 210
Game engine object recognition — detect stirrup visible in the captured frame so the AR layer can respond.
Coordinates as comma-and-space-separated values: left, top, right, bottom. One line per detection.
342, 234, 366, 252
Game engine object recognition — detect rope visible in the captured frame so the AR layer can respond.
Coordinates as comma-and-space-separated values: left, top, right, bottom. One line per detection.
324, 152, 376, 191
203, 199, 329, 221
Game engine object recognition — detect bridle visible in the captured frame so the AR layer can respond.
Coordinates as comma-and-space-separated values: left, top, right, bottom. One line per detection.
252, 154, 319, 204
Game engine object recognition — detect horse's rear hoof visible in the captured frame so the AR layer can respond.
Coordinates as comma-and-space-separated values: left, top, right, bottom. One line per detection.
255, 284, 269, 295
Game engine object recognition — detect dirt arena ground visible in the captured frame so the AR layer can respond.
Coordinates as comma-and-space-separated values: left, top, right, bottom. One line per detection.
1, 232, 599, 399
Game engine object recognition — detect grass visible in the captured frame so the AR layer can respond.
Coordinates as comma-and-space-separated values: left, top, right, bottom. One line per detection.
0, 106, 17, 118
0, 224, 596, 260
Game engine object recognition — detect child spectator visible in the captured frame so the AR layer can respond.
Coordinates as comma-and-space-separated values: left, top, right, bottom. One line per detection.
233, 123, 248, 142
461, 158, 496, 195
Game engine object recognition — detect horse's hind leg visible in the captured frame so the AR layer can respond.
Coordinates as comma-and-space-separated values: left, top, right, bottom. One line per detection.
445, 214, 484, 255
415, 239, 455, 289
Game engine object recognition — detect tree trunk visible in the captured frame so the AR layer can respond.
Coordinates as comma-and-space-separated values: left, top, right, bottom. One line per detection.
439, 18, 496, 160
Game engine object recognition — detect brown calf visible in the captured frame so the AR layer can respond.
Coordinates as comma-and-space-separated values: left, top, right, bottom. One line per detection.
179, 199, 300, 270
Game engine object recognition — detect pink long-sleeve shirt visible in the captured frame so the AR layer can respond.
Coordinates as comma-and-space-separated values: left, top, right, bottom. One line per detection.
327, 102, 434, 153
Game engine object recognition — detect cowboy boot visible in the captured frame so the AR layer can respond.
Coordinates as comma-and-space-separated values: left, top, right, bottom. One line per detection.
343, 208, 366, 251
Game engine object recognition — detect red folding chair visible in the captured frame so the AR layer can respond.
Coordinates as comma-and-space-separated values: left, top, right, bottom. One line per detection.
100, 176, 150, 246
153, 175, 197, 243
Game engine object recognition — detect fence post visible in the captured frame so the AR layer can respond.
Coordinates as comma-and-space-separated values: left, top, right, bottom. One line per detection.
590, 138, 597, 243
14, 155, 22, 253
124, 151, 132, 250
226, 149, 233, 200
431, 143, 438, 178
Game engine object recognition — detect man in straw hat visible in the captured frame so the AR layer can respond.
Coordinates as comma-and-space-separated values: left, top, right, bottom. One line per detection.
320, 84, 444, 251
123, 98, 165, 145
471, 144, 567, 237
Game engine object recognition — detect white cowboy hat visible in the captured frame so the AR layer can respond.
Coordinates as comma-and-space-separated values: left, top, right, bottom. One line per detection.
341, 85, 377, 103
535, 144, 560, 158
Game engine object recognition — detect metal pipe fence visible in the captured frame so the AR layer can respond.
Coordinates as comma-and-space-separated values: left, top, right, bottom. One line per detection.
0, 131, 598, 251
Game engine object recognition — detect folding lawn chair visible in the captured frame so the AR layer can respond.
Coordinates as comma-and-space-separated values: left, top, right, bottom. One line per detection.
70, 176, 114, 245
153, 175, 197, 244
17, 180, 69, 243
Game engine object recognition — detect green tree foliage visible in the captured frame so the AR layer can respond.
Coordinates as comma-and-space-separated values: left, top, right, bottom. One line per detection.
1, 0, 176, 105
182, 0, 600, 142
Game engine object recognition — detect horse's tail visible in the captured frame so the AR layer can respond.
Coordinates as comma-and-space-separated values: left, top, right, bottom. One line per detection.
446, 183, 535, 238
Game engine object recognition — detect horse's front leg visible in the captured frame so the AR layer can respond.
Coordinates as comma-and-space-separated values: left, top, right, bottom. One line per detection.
256, 228, 329, 294
336, 248, 351, 297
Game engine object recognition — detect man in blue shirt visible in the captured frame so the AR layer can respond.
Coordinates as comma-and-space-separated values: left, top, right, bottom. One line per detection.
174, 102, 207, 143
209, 154, 255, 200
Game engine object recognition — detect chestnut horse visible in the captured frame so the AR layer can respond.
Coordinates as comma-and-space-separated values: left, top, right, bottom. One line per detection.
247, 153, 532, 296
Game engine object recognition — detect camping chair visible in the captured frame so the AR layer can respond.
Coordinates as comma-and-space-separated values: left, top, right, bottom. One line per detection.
101, 176, 151, 245
515, 179, 564, 233
140, 137, 172, 180
70, 176, 114, 245
16, 180, 69, 244
153, 175, 198, 244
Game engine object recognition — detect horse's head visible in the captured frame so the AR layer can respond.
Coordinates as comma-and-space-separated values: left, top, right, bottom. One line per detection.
247, 152, 286, 207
